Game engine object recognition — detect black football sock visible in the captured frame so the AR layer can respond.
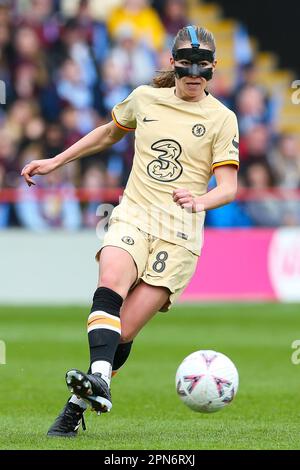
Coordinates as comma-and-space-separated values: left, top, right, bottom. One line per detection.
87, 287, 123, 384
113, 341, 133, 373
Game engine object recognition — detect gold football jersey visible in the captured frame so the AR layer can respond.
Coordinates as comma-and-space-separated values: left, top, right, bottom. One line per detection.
110, 85, 239, 255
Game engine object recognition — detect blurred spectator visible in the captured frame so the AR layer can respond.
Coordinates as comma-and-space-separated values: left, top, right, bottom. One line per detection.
244, 160, 277, 190
60, 0, 122, 22
235, 84, 271, 135
57, 58, 93, 109
156, 47, 172, 71
207, 69, 233, 108
59, 105, 83, 147
100, 57, 131, 114
108, 0, 166, 52
14, 63, 39, 100
239, 124, 270, 176
4, 99, 38, 142
96, 54, 133, 185
15, 0, 60, 47
43, 123, 65, 158
13, 25, 48, 85
268, 134, 300, 189
110, 24, 156, 87
161, 0, 187, 39
234, 61, 259, 90
233, 63, 278, 133
0, 129, 18, 186
243, 160, 281, 226
0, 0, 10, 22
244, 160, 300, 226
60, 2, 111, 67
16, 146, 81, 231
59, 18, 98, 87
22, 116, 45, 145
106, 151, 124, 191
81, 164, 105, 228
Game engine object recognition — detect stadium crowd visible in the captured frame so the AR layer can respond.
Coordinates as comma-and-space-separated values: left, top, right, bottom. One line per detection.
0, 0, 299, 230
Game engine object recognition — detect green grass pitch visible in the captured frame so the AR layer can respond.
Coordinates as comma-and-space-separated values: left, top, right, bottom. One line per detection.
0, 303, 300, 450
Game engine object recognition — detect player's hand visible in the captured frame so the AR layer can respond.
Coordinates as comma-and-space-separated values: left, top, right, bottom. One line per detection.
21, 159, 58, 187
172, 189, 204, 213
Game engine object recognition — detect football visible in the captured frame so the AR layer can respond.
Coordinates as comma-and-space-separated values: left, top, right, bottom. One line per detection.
175, 350, 239, 413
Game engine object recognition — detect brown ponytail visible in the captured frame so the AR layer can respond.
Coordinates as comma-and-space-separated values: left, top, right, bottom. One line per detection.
151, 25, 216, 88
152, 70, 175, 88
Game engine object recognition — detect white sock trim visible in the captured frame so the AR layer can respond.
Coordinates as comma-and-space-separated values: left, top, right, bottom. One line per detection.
91, 360, 112, 386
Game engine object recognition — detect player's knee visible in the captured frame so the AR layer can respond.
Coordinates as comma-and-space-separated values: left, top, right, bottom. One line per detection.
99, 272, 129, 298
120, 330, 135, 343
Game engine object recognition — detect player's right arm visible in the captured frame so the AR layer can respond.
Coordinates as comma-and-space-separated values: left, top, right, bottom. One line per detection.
21, 121, 127, 186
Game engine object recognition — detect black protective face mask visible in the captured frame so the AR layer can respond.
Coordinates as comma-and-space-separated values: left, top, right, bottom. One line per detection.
172, 47, 214, 81
174, 63, 213, 80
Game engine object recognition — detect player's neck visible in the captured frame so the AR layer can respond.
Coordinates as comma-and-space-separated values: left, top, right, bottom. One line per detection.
174, 87, 207, 102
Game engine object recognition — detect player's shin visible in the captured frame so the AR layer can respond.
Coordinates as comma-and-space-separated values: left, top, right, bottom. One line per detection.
87, 287, 123, 386
112, 341, 133, 376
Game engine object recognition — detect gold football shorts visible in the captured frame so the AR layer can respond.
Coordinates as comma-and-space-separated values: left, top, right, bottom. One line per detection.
96, 221, 198, 311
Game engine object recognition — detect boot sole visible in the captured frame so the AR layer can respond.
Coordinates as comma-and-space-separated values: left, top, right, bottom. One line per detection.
65, 369, 112, 413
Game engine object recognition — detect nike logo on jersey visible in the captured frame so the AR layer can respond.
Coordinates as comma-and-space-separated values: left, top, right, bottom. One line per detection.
232, 137, 239, 149
143, 117, 159, 122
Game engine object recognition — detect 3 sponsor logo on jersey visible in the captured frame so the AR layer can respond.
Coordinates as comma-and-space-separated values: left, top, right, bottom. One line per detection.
147, 139, 183, 182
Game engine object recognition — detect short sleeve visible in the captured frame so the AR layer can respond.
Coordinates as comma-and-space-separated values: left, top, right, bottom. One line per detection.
212, 112, 239, 171
111, 89, 137, 132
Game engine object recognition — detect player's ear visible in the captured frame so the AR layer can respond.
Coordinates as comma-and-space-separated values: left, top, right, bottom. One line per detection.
170, 57, 175, 67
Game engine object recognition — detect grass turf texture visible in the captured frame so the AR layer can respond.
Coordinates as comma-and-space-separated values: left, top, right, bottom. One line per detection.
0, 303, 300, 450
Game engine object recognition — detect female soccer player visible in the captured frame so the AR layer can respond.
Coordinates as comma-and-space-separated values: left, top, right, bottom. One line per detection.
22, 26, 239, 437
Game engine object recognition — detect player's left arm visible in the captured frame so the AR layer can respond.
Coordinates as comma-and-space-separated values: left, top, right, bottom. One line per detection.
173, 165, 238, 212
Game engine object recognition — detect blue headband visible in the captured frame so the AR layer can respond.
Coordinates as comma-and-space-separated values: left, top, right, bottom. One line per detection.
186, 25, 200, 48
